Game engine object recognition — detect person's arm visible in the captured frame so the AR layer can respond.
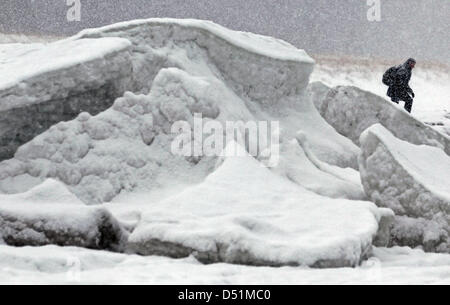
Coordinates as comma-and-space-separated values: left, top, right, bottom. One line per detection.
405, 73, 414, 97
397, 70, 414, 97
406, 83, 414, 97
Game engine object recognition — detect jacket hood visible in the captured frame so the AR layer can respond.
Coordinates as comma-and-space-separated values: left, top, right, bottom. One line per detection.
403, 58, 416, 69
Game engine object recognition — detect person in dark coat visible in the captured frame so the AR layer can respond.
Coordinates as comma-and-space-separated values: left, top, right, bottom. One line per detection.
384, 58, 416, 113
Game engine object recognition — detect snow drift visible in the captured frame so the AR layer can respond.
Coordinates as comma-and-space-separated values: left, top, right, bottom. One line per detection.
128, 142, 393, 267
316, 86, 450, 155
359, 124, 450, 253
0, 38, 133, 160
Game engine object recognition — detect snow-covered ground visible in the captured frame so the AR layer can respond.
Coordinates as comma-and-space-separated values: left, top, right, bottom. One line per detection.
0, 23, 449, 284
0, 245, 449, 284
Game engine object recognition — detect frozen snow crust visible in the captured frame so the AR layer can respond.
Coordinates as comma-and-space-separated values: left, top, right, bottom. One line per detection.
318, 86, 450, 155
359, 124, 450, 253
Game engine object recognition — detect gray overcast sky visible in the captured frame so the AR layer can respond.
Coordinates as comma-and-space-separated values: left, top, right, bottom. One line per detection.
0, 0, 449, 63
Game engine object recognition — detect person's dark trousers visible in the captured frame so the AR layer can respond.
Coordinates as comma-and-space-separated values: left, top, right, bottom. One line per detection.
390, 95, 413, 113
404, 96, 413, 113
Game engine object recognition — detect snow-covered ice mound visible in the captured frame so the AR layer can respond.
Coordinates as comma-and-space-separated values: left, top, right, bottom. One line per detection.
127, 142, 392, 267
359, 124, 450, 253
72, 18, 315, 96
71, 18, 359, 169
0, 69, 230, 204
318, 86, 450, 155
0, 19, 361, 203
0, 204, 127, 251
0, 38, 133, 161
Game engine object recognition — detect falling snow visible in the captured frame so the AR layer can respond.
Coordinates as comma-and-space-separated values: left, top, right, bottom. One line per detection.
0, 0, 449, 62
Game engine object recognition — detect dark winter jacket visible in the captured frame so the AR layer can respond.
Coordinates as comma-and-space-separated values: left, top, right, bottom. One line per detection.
386, 58, 415, 100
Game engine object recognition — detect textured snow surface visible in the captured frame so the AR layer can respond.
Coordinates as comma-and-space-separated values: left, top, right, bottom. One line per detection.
0, 245, 448, 284
359, 124, 450, 253
128, 142, 390, 267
